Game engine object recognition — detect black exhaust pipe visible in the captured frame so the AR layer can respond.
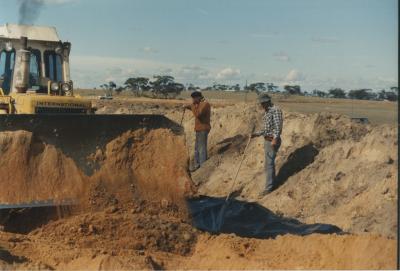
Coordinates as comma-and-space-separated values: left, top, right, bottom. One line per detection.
20, 36, 28, 50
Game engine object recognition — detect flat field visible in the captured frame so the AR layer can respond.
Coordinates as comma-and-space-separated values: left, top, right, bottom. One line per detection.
77, 89, 398, 124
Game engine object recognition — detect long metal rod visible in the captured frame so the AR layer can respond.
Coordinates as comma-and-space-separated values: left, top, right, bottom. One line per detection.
225, 135, 252, 202
213, 135, 252, 232
180, 108, 191, 169
180, 108, 186, 126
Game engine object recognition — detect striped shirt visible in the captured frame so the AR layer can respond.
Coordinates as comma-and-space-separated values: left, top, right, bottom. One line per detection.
255, 105, 283, 139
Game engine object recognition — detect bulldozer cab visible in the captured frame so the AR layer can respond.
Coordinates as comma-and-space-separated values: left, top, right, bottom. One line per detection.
0, 23, 72, 96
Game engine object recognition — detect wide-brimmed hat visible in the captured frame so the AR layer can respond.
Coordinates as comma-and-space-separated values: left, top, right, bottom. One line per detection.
258, 93, 271, 104
191, 91, 203, 98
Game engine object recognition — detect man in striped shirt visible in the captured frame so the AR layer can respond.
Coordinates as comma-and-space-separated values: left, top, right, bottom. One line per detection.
251, 93, 283, 196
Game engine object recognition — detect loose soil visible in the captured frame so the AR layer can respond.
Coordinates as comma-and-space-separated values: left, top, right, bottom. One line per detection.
0, 97, 397, 270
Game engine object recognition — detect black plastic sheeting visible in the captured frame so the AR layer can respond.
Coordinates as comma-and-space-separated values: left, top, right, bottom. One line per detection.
187, 196, 342, 239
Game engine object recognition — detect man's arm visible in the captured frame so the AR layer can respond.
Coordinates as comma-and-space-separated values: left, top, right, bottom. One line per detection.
251, 114, 267, 138
192, 102, 210, 118
251, 130, 264, 137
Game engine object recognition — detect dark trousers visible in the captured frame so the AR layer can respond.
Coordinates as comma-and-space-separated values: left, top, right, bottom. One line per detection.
194, 130, 209, 168
264, 140, 281, 191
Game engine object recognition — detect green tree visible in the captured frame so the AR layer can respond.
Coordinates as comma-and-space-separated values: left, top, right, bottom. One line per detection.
187, 83, 200, 91
151, 75, 174, 93
266, 83, 278, 92
312, 89, 327, 97
348, 89, 377, 100
125, 77, 150, 95
100, 81, 117, 96
114, 86, 125, 95
328, 88, 346, 98
150, 75, 184, 98
232, 84, 241, 91
245, 82, 266, 93
378, 89, 398, 101
109, 81, 117, 89
213, 84, 229, 91
284, 85, 302, 95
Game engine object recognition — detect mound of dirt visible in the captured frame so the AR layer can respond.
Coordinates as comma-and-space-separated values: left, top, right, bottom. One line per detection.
0, 121, 199, 268
171, 233, 397, 269
92, 101, 397, 237
31, 202, 197, 257
84, 128, 193, 211
184, 103, 397, 238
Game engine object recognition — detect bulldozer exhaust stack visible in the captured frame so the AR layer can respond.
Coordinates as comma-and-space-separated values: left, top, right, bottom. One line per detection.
11, 36, 30, 93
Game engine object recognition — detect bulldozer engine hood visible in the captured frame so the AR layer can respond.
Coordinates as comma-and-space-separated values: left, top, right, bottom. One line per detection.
11, 94, 92, 114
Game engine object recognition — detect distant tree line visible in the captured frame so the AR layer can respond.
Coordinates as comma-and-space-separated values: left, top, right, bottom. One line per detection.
100, 75, 185, 99
100, 77, 398, 102
310, 87, 398, 101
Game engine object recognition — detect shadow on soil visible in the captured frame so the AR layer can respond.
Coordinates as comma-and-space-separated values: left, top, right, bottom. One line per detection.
191, 134, 249, 186
187, 196, 342, 239
0, 248, 28, 264
0, 206, 72, 234
276, 143, 319, 188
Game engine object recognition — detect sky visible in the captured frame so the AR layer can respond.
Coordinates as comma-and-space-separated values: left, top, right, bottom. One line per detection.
0, 0, 398, 91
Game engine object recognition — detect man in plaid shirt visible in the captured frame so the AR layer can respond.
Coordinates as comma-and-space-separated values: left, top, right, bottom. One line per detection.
252, 93, 283, 196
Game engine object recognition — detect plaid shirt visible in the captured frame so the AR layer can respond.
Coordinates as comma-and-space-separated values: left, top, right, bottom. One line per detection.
255, 105, 283, 139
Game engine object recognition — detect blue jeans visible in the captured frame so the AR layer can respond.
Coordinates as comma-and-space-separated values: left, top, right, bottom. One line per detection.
264, 140, 280, 191
194, 131, 209, 168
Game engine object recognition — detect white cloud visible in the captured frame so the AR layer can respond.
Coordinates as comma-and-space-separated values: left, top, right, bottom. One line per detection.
376, 76, 397, 85
176, 65, 214, 83
71, 55, 397, 91
70, 55, 179, 87
216, 67, 241, 80
262, 71, 397, 92
273, 51, 291, 62
157, 67, 174, 75
285, 69, 305, 82
264, 73, 285, 83
141, 46, 158, 53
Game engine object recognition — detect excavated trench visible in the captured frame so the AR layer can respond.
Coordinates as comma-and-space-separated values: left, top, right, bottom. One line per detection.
0, 110, 396, 270
0, 114, 341, 239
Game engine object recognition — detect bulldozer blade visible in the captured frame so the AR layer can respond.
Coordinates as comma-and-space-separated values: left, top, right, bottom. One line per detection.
0, 114, 183, 208
0, 114, 182, 175
0, 199, 75, 210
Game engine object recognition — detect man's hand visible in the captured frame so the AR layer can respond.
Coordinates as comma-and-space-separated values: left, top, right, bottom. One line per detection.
182, 104, 191, 110
271, 137, 280, 150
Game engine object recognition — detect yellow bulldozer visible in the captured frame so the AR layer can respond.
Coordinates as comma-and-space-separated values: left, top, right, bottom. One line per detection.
0, 24, 182, 210
0, 24, 92, 114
